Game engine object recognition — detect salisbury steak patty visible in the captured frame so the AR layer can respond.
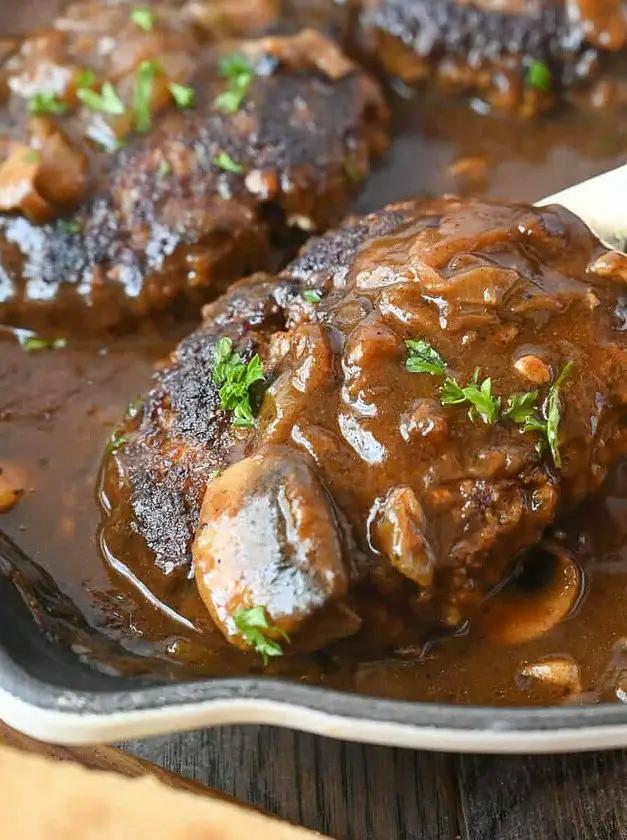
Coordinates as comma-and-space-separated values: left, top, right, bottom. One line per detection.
0, 4, 388, 330
100, 197, 627, 657
359, 0, 627, 116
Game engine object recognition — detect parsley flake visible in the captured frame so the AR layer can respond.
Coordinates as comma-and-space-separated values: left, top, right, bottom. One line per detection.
303, 290, 321, 304
545, 361, 573, 469
76, 69, 97, 90
214, 52, 254, 114
521, 414, 548, 440
131, 6, 154, 31
29, 92, 68, 116
134, 59, 161, 133
502, 391, 539, 424
107, 430, 127, 454
21, 335, 67, 353
508, 364, 573, 468
213, 151, 243, 174
406, 339, 447, 376
441, 368, 500, 425
212, 336, 265, 427
168, 81, 195, 109
440, 377, 465, 405
78, 81, 125, 115
219, 52, 254, 79
232, 606, 289, 665
59, 219, 81, 234
343, 157, 361, 182
23, 151, 39, 164
158, 159, 172, 176
526, 60, 552, 93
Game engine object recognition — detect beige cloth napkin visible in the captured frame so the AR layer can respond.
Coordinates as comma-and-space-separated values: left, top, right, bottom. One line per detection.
0, 744, 329, 839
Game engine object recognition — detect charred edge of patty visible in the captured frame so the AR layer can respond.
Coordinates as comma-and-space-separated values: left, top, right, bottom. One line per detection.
359, 0, 604, 110
0, 38, 388, 330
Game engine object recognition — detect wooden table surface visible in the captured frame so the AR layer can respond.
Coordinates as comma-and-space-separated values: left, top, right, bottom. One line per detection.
123, 728, 627, 839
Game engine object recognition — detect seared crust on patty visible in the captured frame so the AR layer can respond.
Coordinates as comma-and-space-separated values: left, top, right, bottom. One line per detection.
100, 197, 627, 652
359, 0, 627, 116
0, 19, 388, 330
99, 207, 408, 624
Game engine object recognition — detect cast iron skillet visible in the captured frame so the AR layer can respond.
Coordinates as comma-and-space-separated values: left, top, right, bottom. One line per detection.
2, 531, 627, 753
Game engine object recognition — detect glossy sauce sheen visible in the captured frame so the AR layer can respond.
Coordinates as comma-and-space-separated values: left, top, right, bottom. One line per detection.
2, 0, 627, 706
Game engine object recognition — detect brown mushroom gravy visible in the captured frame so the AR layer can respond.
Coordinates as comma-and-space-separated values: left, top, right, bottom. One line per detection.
2, 0, 627, 708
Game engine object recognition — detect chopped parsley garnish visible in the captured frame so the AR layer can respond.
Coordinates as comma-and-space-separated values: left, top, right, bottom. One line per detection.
405, 339, 447, 376
208, 469, 222, 481
214, 52, 254, 114
219, 51, 254, 79
107, 430, 127, 454
29, 92, 68, 116
23, 150, 39, 164
232, 606, 289, 665
302, 290, 321, 304
507, 364, 574, 468
158, 159, 172, 176
213, 151, 243, 174
440, 368, 501, 425
402, 338, 572, 465
214, 87, 248, 114
502, 391, 539, 424
526, 60, 552, 93
76, 69, 97, 90
212, 336, 265, 427
343, 157, 361, 182
131, 6, 154, 31
168, 82, 195, 109
134, 59, 161, 133
545, 361, 573, 469
521, 415, 549, 458
59, 219, 81, 234
78, 81, 125, 115
21, 335, 67, 353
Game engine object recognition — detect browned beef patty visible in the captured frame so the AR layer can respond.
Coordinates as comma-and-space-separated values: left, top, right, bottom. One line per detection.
358, 0, 627, 116
0, 4, 388, 330
99, 197, 627, 658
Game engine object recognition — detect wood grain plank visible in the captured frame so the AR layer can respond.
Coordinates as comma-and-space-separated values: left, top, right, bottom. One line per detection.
124, 727, 461, 840
458, 751, 627, 840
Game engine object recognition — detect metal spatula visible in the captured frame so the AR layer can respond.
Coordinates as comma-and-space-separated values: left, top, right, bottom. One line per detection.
536, 163, 627, 254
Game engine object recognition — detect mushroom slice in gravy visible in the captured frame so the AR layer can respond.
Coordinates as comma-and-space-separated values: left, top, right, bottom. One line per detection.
100, 197, 627, 661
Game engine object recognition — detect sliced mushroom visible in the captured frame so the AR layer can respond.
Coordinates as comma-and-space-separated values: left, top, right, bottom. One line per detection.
371, 486, 436, 590
29, 118, 87, 210
184, 0, 280, 37
290, 323, 335, 395
241, 29, 356, 81
518, 655, 582, 696
0, 124, 86, 222
193, 446, 359, 654
0, 462, 27, 513
0, 143, 51, 223
479, 545, 583, 646
447, 155, 490, 186
400, 398, 450, 444
513, 354, 551, 385
588, 250, 627, 283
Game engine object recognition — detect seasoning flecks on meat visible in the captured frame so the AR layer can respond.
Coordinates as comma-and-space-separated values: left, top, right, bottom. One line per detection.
358, 0, 627, 116
99, 197, 627, 657
0, 4, 388, 330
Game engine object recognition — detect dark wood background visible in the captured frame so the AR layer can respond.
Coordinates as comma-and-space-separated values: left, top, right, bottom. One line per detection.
123, 728, 627, 839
